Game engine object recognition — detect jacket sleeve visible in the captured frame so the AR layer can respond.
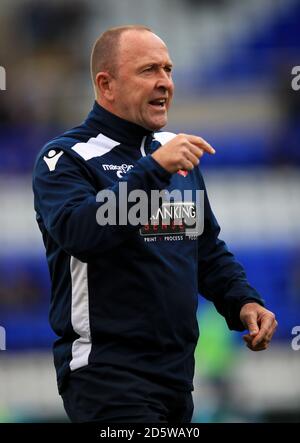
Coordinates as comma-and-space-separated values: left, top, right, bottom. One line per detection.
197, 176, 265, 331
33, 147, 171, 262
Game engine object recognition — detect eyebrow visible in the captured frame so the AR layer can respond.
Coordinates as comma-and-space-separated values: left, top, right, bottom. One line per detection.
139, 62, 173, 69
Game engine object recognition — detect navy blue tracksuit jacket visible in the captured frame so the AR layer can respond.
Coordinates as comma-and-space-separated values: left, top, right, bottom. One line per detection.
32, 102, 264, 393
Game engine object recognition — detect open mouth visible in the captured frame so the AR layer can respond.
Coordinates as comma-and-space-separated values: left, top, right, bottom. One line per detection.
148, 98, 167, 109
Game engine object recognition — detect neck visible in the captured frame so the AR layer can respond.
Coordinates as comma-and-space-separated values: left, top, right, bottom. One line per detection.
86, 101, 154, 146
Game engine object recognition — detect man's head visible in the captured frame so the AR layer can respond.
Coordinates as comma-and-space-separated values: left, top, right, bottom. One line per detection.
90, 25, 174, 131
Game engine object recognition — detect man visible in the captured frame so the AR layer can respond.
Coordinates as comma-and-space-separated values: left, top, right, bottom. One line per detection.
32, 25, 277, 423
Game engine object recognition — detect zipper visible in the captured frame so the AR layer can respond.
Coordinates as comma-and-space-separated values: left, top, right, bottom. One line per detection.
140, 135, 147, 157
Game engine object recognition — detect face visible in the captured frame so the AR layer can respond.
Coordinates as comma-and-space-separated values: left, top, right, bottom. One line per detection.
108, 30, 174, 131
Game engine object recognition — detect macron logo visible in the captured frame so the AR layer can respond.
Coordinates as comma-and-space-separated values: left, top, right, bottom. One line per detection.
43, 149, 64, 172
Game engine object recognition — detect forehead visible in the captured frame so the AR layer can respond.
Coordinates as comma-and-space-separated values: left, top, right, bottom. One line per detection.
118, 30, 172, 67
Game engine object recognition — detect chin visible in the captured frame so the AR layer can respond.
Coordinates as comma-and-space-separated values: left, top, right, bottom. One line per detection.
148, 118, 167, 131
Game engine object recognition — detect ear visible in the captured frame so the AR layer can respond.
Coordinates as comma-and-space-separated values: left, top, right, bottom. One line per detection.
95, 71, 115, 101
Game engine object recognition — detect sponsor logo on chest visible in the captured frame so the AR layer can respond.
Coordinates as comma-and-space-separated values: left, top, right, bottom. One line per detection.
102, 163, 134, 178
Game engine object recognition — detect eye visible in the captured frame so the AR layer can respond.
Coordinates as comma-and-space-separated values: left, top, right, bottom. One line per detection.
143, 66, 154, 72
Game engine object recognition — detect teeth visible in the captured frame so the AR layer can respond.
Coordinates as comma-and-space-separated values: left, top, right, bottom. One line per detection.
150, 99, 166, 106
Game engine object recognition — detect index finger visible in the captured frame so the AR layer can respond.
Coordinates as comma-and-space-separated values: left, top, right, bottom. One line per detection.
252, 316, 276, 347
185, 134, 216, 155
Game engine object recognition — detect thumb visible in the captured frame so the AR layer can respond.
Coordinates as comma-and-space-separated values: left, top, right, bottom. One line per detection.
240, 304, 260, 335
242, 312, 259, 336
247, 320, 259, 336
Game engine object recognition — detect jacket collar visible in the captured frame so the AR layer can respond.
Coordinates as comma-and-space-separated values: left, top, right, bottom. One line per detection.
85, 101, 154, 146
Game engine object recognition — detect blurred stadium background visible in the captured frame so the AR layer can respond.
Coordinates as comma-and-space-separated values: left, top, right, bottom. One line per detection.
0, 0, 300, 423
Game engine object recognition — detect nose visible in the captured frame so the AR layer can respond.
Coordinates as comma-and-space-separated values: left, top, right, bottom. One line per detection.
156, 69, 174, 92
